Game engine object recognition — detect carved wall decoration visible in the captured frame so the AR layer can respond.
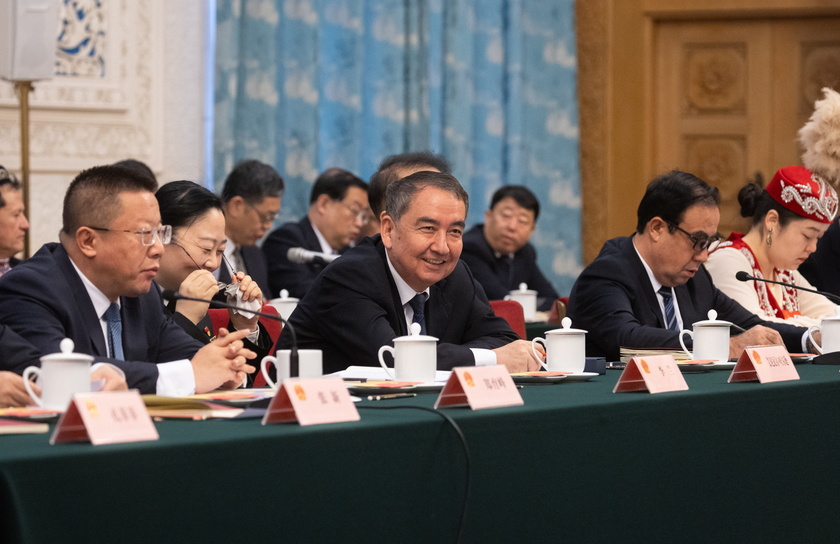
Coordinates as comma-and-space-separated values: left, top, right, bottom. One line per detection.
684, 136, 750, 235
56, 0, 106, 77
800, 43, 840, 112
683, 45, 746, 115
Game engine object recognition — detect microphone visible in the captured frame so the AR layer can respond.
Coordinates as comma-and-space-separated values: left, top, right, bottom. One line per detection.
162, 290, 300, 377
287, 247, 340, 265
735, 271, 840, 305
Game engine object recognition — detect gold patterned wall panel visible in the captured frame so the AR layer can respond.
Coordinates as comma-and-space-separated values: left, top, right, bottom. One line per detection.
683, 45, 747, 115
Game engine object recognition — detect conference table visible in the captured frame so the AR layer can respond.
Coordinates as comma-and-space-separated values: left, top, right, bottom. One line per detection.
2, 363, 839, 543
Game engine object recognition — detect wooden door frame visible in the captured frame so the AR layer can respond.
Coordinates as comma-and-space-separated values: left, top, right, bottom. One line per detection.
576, 0, 840, 264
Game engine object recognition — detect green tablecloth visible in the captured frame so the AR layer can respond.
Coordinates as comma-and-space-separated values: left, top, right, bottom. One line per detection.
2, 365, 840, 543
525, 320, 556, 340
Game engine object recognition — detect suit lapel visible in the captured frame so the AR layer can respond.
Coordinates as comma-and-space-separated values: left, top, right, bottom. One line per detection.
55, 246, 109, 357
426, 277, 453, 338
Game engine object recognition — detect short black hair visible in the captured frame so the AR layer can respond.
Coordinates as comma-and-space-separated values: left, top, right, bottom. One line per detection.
0, 165, 21, 209
221, 159, 285, 204
369, 151, 451, 216
156, 181, 223, 231
385, 171, 468, 223
112, 159, 157, 187
62, 165, 158, 236
636, 170, 720, 233
310, 167, 367, 205
490, 185, 540, 221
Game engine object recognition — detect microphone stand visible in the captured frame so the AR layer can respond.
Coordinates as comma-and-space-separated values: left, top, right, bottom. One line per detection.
163, 290, 300, 377
736, 272, 840, 306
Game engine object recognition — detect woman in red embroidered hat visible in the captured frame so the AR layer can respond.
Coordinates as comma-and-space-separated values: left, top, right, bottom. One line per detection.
706, 165, 838, 326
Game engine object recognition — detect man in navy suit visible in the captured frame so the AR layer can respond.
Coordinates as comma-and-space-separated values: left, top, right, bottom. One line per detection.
218, 159, 284, 297
0, 165, 29, 275
567, 170, 808, 361
278, 171, 543, 374
263, 168, 368, 298
461, 185, 559, 310
0, 165, 255, 395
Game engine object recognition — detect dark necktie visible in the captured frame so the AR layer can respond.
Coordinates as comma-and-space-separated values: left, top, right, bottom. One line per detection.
103, 302, 124, 360
499, 254, 514, 290
658, 286, 679, 332
408, 293, 428, 335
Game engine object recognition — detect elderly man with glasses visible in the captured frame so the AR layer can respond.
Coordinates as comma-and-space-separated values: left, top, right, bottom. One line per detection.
567, 170, 809, 362
263, 168, 369, 299
0, 165, 256, 395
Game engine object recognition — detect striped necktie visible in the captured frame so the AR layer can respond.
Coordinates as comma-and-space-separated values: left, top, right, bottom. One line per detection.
408, 293, 428, 335
103, 303, 124, 360
658, 286, 679, 332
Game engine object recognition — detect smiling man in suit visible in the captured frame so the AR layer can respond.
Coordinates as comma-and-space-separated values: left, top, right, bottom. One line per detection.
0, 165, 255, 395
278, 171, 543, 374
567, 170, 808, 361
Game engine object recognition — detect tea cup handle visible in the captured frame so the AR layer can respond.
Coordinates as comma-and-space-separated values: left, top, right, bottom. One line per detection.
678, 329, 694, 359
378, 345, 397, 380
260, 356, 278, 390
807, 325, 823, 355
21, 366, 44, 407
531, 337, 548, 370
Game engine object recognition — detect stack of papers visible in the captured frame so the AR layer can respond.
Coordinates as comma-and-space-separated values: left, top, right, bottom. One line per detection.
619, 347, 690, 363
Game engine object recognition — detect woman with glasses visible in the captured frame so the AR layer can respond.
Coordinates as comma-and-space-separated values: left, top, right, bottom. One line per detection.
155, 181, 272, 377
706, 165, 838, 326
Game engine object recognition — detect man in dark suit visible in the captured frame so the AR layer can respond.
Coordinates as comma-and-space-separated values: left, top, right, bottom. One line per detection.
0, 165, 29, 275
278, 171, 543, 374
567, 170, 808, 361
461, 185, 559, 310
0, 165, 255, 395
263, 168, 368, 298
218, 159, 284, 296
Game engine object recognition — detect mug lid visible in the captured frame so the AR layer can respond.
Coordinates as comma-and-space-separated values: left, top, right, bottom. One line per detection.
393, 322, 439, 342
40, 338, 94, 364
691, 309, 733, 327
544, 317, 587, 335
509, 282, 537, 295
270, 289, 299, 303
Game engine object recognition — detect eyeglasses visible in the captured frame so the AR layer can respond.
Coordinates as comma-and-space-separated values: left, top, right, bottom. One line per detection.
245, 201, 278, 225
666, 221, 723, 252
89, 225, 172, 246
335, 200, 371, 226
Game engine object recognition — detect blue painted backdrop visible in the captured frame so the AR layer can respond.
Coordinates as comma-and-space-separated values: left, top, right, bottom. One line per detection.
214, 0, 581, 294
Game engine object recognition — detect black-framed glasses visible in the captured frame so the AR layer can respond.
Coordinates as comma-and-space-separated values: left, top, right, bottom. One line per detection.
334, 200, 370, 226
245, 201, 278, 225
666, 221, 722, 252
170, 240, 204, 271
88, 225, 171, 246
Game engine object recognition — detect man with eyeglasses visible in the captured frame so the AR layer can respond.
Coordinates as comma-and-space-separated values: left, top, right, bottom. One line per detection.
567, 170, 809, 362
461, 185, 559, 310
263, 168, 369, 298
219, 159, 285, 297
0, 165, 256, 395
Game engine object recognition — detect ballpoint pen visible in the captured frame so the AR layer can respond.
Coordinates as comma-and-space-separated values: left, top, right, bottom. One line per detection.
367, 393, 417, 401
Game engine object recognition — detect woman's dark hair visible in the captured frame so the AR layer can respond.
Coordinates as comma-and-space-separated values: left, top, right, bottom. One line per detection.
156, 180, 223, 231
737, 177, 800, 227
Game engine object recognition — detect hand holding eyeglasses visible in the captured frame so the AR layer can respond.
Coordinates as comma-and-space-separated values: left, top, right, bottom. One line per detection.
175, 269, 219, 325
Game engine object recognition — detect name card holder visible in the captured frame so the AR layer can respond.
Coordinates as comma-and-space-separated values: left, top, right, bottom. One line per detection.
613, 354, 688, 394
728, 345, 799, 383
50, 390, 159, 445
434, 366, 523, 409
262, 377, 360, 426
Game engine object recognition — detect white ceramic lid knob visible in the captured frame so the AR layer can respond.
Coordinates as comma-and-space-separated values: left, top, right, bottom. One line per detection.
561, 316, 572, 329
410, 322, 422, 336
519, 282, 528, 291
60, 337, 75, 354
280, 289, 289, 299
707, 309, 718, 321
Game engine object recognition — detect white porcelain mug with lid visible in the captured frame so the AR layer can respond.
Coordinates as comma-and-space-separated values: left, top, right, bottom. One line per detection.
378, 323, 438, 382
268, 289, 299, 320
807, 314, 840, 355
22, 338, 94, 410
678, 310, 732, 364
530, 317, 587, 373
261, 349, 323, 389
505, 282, 537, 321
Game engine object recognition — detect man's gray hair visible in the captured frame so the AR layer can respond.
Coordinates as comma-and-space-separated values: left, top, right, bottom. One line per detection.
384, 171, 469, 222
